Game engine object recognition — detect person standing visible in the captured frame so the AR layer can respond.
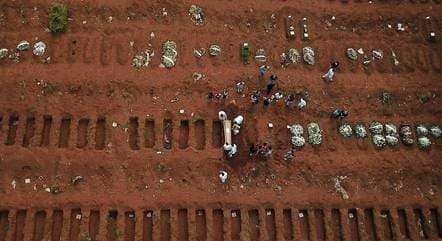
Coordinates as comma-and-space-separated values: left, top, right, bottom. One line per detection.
221, 89, 228, 99
228, 144, 237, 158
330, 109, 348, 119
219, 171, 228, 183
322, 61, 340, 82
250, 91, 260, 104
233, 115, 244, 125
223, 143, 232, 153
284, 147, 296, 162
263, 145, 273, 158
232, 115, 244, 135
280, 52, 288, 68
274, 92, 283, 100
266, 75, 277, 94
235, 81, 245, 94
259, 65, 269, 79
263, 97, 271, 108
298, 98, 306, 109
285, 94, 295, 108
249, 144, 258, 156
259, 143, 270, 157
218, 110, 227, 121
207, 92, 214, 100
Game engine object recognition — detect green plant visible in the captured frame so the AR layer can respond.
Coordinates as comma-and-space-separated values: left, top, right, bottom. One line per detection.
155, 163, 167, 172
115, 228, 121, 241
418, 92, 432, 103
81, 234, 91, 241
49, 4, 68, 33
380, 92, 393, 105
19, 6, 27, 23
144, 130, 150, 140
122, 89, 132, 99
41, 82, 57, 96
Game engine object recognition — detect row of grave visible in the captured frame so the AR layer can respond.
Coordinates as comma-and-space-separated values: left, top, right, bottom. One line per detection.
0, 206, 440, 241
0, 113, 227, 150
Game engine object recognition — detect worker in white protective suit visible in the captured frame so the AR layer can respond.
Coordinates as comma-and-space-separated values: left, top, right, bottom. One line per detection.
298, 98, 306, 109
228, 144, 237, 157
218, 111, 227, 121
223, 143, 237, 158
232, 115, 244, 135
223, 143, 232, 151
219, 171, 228, 183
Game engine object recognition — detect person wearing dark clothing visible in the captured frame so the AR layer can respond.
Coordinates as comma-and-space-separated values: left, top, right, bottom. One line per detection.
249, 144, 258, 156
266, 75, 277, 94
285, 94, 295, 108
257, 142, 272, 158
207, 92, 214, 100
331, 61, 340, 71
259, 65, 269, 78
263, 97, 271, 107
287, 94, 294, 102
258, 143, 268, 156
221, 89, 228, 99
264, 146, 273, 158
251, 91, 260, 104
330, 109, 348, 119
266, 84, 275, 94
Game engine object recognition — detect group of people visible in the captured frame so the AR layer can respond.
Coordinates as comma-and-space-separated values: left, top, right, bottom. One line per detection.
284, 94, 306, 110
207, 89, 228, 102
249, 143, 273, 159
330, 108, 348, 119
209, 60, 340, 105
254, 66, 310, 110
215, 60, 346, 184
251, 90, 307, 110
219, 110, 244, 158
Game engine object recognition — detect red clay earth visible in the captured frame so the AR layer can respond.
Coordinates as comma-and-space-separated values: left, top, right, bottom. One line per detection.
0, 0, 441, 240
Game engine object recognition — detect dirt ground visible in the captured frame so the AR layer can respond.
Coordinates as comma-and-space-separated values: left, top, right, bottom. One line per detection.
0, 0, 441, 235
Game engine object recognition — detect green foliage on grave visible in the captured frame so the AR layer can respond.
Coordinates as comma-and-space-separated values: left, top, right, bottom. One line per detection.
49, 4, 68, 33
